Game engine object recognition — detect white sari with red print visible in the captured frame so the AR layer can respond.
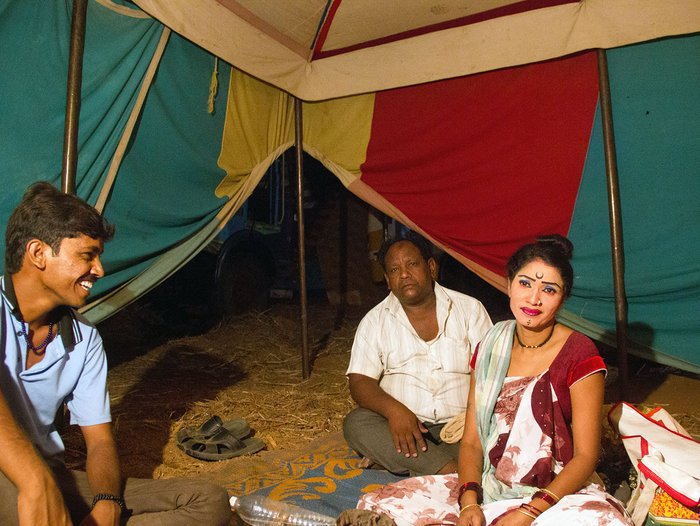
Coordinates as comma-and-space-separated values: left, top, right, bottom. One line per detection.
358, 321, 633, 526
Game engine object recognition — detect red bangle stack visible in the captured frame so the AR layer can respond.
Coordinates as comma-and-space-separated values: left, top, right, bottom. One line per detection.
457, 481, 483, 505
532, 488, 560, 507
517, 502, 542, 521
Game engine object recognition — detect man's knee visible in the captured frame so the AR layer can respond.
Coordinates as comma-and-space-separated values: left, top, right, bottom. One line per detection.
198, 482, 232, 525
173, 479, 231, 523
343, 407, 384, 449
124, 477, 232, 525
342, 407, 361, 443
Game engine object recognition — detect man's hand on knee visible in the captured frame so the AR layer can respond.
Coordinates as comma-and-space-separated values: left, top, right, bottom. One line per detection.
387, 405, 429, 457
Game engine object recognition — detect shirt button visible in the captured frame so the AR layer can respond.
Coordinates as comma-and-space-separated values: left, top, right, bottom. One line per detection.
16, 331, 22, 336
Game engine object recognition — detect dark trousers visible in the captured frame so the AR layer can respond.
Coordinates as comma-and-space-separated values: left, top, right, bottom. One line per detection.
343, 407, 460, 476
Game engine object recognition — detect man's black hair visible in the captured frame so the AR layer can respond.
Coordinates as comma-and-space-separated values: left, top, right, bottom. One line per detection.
5, 181, 115, 274
377, 231, 433, 270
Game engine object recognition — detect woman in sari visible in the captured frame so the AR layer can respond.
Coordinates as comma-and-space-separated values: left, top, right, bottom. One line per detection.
358, 235, 632, 526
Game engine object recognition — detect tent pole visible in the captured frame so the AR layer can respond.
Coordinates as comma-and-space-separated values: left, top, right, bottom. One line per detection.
596, 49, 629, 400
294, 98, 311, 379
61, 0, 88, 195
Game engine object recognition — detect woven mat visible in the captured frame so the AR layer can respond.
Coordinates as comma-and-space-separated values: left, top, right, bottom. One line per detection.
207, 431, 403, 517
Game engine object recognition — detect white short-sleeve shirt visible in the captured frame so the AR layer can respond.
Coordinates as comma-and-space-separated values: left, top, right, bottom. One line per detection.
346, 283, 492, 423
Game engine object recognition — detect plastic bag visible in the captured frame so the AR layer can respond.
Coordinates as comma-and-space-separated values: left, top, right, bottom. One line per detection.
608, 402, 700, 526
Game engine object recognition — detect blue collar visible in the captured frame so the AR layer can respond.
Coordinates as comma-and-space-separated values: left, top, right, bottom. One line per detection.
2, 273, 77, 348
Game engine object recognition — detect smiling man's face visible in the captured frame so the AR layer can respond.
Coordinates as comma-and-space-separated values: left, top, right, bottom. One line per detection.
41, 234, 105, 309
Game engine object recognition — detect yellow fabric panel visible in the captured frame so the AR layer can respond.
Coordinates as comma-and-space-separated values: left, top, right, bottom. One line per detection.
216, 68, 295, 199
217, 67, 375, 198
302, 92, 375, 188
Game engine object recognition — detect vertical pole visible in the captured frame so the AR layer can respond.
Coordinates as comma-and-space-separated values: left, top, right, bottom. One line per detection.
295, 98, 310, 379
336, 187, 348, 328
61, 0, 88, 195
597, 49, 628, 400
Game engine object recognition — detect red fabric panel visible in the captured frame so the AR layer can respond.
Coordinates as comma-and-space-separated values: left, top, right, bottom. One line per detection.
361, 51, 599, 276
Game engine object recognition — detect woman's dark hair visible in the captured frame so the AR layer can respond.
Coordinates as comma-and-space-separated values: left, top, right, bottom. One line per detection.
5, 182, 115, 274
506, 234, 574, 297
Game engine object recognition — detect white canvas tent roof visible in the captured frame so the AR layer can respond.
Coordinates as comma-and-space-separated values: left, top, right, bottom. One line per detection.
131, 0, 700, 100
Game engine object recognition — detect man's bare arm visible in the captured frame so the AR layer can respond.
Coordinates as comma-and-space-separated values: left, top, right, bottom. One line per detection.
79, 423, 122, 526
0, 391, 72, 525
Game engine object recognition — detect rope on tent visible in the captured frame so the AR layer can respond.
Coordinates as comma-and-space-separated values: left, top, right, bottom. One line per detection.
94, 0, 152, 19
94, 26, 171, 213
208, 56, 219, 114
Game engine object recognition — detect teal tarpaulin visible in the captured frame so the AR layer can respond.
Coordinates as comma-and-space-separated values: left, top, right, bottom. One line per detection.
0, 0, 230, 298
563, 35, 700, 373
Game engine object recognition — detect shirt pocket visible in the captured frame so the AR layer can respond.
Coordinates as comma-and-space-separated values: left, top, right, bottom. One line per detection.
434, 335, 471, 373
383, 342, 425, 372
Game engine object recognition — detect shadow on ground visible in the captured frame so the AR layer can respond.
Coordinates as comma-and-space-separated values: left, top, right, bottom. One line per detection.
64, 339, 247, 476
111, 344, 247, 477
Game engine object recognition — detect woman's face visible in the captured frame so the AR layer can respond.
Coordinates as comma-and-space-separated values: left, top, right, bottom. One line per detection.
507, 258, 565, 330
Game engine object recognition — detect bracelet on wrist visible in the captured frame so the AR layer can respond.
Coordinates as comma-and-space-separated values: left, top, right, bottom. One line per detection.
457, 481, 483, 505
91, 493, 126, 512
459, 503, 481, 514
536, 488, 561, 504
516, 507, 538, 521
519, 503, 542, 517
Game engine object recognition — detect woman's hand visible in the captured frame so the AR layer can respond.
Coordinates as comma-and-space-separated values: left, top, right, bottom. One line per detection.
493, 508, 535, 526
457, 505, 486, 526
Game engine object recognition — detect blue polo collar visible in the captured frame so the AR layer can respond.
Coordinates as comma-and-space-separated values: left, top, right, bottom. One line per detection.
2, 273, 77, 349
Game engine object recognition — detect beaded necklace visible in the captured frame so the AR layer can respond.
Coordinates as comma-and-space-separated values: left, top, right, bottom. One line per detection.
18, 313, 55, 355
515, 323, 556, 349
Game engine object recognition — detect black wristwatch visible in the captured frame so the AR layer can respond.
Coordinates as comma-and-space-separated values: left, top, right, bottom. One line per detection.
91, 493, 127, 512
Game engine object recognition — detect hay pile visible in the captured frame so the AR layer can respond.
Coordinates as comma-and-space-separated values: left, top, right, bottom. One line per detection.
63, 301, 365, 479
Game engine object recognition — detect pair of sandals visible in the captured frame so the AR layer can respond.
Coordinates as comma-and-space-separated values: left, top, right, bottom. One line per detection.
177, 415, 265, 461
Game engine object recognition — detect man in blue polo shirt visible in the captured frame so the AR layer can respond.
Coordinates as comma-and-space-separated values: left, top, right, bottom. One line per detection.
0, 182, 231, 525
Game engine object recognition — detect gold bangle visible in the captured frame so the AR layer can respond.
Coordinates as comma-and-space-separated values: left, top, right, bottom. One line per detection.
459, 503, 481, 514
516, 508, 538, 520
539, 488, 561, 503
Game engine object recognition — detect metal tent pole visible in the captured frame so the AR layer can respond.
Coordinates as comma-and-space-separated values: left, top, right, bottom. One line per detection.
61, 0, 88, 195
597, 49, 629, 400
294, 98, 310, 379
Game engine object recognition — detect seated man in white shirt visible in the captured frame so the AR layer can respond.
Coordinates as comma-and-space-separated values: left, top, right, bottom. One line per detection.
343, 233, 492, 476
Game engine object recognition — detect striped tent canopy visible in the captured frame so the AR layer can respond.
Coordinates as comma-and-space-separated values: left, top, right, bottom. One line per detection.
1, 0, 699, 372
